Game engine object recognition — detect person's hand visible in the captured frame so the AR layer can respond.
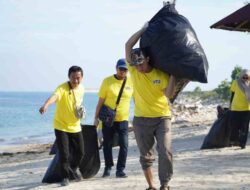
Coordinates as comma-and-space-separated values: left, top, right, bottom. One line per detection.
39, 105, 48, 115
94, 118, 99, 127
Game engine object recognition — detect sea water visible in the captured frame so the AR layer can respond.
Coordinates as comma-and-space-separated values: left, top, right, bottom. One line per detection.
0, 92, 134, 145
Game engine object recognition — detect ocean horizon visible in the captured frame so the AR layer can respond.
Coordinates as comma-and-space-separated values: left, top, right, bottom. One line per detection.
0, 91, 134, 146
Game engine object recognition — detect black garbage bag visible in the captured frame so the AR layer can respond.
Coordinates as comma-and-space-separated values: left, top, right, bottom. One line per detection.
140, 3, 208, 83
42, 125, 100, 183
42, 152, 78, 183
169, 78, 189, 103
201, 107, 231, 149
79, 125, 100, 179
49, 140, 57, 155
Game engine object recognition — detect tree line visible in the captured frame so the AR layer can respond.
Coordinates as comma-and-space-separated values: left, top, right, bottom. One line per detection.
191, 65, 243, 101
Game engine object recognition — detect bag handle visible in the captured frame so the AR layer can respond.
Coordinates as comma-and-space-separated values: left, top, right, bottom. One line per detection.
114, 77, 127, 111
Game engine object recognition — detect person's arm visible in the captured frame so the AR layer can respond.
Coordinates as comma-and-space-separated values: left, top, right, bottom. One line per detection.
39, 94, 58, 114
229, 80, 236, 110
229, 92, 234, 110
125, 23, 148, 63
165, 75, 176, 98
94, 98, 105, 127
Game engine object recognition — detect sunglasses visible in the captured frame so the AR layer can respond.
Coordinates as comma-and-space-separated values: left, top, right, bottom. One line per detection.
118, 67, 128, 72
242, 76, 249, 80
132, 57, 145, 65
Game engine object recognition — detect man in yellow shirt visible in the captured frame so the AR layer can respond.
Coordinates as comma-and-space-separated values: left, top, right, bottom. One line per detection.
229, 69, 250, 149
125, 23, 176, 190
39, 66, 85, 186
94, 59, 133, 178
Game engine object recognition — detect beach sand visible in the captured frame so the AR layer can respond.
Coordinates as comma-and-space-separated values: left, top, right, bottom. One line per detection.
1, 107, 250, 190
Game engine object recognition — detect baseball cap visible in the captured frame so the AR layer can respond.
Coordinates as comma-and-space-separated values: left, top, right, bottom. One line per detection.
130, 48, 145, 66
116, 59, 127, 69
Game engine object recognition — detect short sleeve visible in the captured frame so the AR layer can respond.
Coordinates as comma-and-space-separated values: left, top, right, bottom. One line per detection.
98, 79, 107, 99
53, 85, 63, 102
161, 72, 170, 90
230, 80, 236, 92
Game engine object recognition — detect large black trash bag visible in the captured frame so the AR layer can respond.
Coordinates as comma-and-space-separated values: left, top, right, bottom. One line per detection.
79, 125, 100, 179
42, 152, 77, 183
49, 140, 57, 155
169, 78, 189, 103
42, 125, 100, 183
140, 3, 208, 83
201, 106, 231, 149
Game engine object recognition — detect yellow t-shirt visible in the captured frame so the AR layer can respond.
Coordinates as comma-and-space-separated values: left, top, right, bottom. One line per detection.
98, 75, 133, 121
126, 61, 171, 117
53, 82, 84, 133
231, 80, 250, 111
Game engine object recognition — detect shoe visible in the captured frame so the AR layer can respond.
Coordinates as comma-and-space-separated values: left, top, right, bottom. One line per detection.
116, 171, 128, 178
240, 145, 246, 149
61, 178, 69, 186
160, 186, 170, 190
146, 187, 157, 190
102, 167, 111, 177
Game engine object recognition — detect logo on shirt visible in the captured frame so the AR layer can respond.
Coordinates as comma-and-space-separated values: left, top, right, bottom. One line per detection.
126, 87, 131, 91
153, 80, 161, 84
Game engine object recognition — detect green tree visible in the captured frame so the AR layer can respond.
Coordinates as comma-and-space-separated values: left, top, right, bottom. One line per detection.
215, 65, 243, 100
231, 65, 242, 81
193, 86, 202, 93
193, 86, 201, 95
215, 79, 231, 100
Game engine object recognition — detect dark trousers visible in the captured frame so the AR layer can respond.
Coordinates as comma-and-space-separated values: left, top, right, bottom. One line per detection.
54, 129, 84, 178
229, 111, 250, 147
102, 121, 128, 172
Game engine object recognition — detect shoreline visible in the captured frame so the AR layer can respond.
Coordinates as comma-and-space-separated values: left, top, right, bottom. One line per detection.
0, 143, 52, 156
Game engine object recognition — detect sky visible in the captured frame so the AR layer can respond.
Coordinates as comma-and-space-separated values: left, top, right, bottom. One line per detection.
0, 0, 249, 92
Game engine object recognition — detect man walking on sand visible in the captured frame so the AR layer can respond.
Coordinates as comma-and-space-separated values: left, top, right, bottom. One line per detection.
94, 59, 133, 178
39, 66, 85, 186
125, 23, 176, 190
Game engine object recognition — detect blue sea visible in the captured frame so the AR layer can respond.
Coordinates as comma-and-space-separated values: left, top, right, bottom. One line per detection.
0, 92, 134, 146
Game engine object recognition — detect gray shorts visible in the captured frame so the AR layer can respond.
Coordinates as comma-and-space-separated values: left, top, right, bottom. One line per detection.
133, 116, 173, 186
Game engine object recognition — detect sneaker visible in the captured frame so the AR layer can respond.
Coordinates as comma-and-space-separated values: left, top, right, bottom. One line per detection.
102, 167, 111, 177
240, 143, 246, 149
160, 186, 170, 190
146, 187, 157, 190
61, 178, 69, 186
116, 171, 128, 178
240, 145, 246, 149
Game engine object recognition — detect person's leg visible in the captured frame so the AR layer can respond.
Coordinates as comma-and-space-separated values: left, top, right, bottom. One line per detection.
133, 117, 156, 189
238, 111, 250, 149
102, 122, 115, 176
54, 129, 70, 180
229, 111, 240, 146
116, 121, 128, 177
69, 131, 84, 177
143, 167, 155, 189
155, 118, 173, 189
